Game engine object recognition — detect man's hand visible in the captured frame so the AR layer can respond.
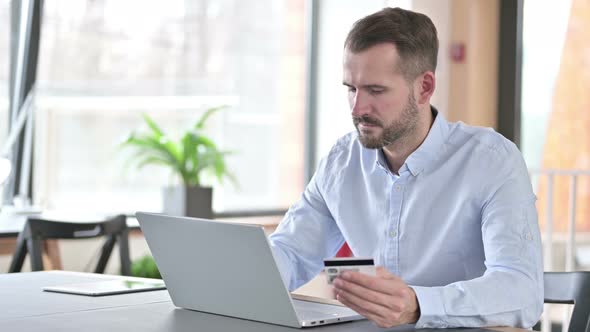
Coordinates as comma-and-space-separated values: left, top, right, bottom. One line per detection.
332, 266, 420, 328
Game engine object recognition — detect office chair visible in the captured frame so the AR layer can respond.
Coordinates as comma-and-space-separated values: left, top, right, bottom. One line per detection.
8, 214, 131, 275
543, 271, 590, 332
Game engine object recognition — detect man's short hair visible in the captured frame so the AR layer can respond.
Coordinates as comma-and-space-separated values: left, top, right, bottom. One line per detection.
344, 7, 439, 81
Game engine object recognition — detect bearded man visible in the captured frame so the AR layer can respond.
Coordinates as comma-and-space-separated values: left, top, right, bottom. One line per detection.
269, 7, 543, 329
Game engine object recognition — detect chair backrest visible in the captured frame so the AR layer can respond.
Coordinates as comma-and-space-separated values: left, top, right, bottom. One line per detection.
9, 214, 130, 275
544, 271, 590, 332
24, 215, 127, 240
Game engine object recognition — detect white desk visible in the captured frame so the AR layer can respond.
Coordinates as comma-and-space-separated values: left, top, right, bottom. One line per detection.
0, 271, 528, 332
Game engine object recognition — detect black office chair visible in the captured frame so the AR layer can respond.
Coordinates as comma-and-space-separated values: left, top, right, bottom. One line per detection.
8, 214, 131, 276
542, 271, 590, 332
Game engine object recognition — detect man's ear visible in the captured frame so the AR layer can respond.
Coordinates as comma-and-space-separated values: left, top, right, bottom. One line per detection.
415, 71, 435, 106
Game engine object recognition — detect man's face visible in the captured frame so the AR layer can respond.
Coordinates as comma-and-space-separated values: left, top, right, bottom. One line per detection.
343, 43, 419, 149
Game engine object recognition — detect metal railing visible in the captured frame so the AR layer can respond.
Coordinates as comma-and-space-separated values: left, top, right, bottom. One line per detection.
529, 169, 590, 332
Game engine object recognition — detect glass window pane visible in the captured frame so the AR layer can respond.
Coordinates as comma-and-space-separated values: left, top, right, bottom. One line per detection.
521, 0, 590, 235
0, 0, 9, 143
35, 0, 306, 214
315, 0, 393, 162
521, 0, 572, 171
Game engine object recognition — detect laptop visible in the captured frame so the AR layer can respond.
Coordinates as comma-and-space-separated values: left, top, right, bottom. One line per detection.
136, 212, 364, 328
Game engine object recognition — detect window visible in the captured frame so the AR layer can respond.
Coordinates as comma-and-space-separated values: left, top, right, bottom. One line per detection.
0, 0, 9, 143
315, 0, 406, 161
522, 0, 590, 234
521, 0, 573, 171
34, 0, 306, 214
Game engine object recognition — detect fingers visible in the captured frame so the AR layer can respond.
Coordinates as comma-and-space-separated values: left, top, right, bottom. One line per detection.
334, 278, 410, 311
334, 275, 404, 312
332, 270, 420, 328
335, 286, 390, 318
335, 287, 400, 328
339, 270, 402, 296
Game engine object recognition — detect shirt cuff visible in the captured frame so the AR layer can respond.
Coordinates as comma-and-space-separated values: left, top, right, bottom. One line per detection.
411, 286, 448, 328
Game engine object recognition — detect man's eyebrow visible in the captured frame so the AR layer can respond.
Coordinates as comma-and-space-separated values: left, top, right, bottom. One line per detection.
342, 82, 387, 89
363, 84, 386, 89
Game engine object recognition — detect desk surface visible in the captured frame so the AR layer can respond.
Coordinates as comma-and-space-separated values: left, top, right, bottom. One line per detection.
0, 271, 528, 332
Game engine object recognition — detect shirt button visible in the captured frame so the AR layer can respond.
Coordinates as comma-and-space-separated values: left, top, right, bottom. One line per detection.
394, 185, 401, 191
389, 231, 397, 237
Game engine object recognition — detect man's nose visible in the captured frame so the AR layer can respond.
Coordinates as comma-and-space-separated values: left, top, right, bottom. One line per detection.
351, 91, 369, 117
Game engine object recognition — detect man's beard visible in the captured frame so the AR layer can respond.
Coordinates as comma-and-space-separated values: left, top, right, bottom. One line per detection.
353, 92, 419, 149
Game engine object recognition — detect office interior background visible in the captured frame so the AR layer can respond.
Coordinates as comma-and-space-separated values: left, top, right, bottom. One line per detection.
0, 0, 589, 329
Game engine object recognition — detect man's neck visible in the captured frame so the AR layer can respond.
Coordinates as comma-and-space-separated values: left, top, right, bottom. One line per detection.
382, 106, 435, 175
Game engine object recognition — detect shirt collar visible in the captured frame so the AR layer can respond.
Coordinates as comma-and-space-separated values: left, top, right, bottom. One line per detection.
374, 106, 450, 177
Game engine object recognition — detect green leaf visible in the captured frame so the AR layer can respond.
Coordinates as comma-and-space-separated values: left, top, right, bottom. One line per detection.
195, 105, 228, 130
135, 156, 176, 170
129, 136, 178, 164
131, 255, 161, 279
142, 113, 165, 138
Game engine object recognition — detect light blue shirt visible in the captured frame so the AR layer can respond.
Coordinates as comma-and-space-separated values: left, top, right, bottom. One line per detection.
269, 109, 543, 328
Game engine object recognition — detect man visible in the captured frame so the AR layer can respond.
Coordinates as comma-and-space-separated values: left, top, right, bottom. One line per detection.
269, 7, 543, 329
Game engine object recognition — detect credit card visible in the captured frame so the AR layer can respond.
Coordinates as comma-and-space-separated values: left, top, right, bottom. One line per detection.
323, 257, 376, 284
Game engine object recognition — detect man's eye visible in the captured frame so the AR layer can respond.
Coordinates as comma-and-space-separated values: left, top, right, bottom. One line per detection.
347, 87, 356, 93
370, 89, 384, 95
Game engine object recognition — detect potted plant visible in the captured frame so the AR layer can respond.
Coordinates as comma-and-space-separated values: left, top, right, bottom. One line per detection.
130, 254, 162, 279
121, 106, 235, 218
